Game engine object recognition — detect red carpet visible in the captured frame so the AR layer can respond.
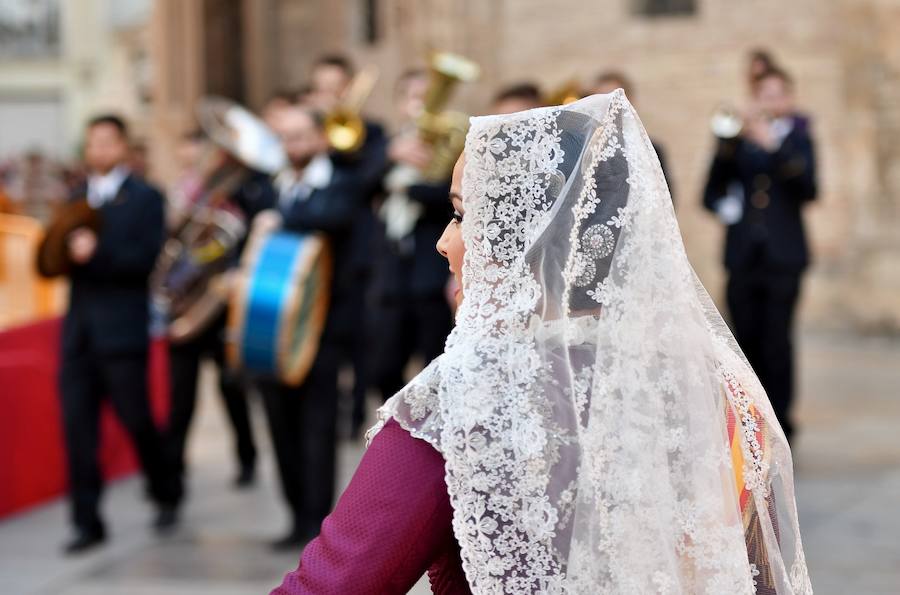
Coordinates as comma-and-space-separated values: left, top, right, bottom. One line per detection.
0, 318, 169, 519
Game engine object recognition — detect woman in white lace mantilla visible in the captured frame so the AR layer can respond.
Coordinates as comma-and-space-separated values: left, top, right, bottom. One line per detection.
272, 90, 813, 595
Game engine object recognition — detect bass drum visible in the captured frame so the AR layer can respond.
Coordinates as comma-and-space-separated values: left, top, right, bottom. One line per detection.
226, 224, 332, 386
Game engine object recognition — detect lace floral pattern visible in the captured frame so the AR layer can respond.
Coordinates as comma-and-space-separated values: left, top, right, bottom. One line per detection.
373, 91, 811, 594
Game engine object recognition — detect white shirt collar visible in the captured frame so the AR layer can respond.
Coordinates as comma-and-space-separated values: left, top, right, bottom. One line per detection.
303, 154, 334, 190
770, 117, 794, 148
87, 165, 130, 208
275, 154, 333, 208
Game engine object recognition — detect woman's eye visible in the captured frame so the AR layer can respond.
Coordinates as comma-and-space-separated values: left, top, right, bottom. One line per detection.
452, 212, 464, 224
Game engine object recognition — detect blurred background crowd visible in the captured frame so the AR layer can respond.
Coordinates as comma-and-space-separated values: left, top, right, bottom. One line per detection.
1, 1, 899, 594
2, 0, 899, 332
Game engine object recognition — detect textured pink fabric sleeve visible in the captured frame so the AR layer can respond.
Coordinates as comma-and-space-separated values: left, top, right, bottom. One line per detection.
270, 419, 471, 595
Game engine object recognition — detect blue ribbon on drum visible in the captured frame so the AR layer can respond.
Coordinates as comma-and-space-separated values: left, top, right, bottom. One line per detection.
228, 231, 331, 385
242, 233, 299, 371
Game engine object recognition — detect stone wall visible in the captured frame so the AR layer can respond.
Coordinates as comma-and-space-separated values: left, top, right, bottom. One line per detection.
161, 0, 900, 332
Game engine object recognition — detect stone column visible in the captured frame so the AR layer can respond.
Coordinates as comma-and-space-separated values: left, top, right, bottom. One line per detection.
148, 0, 206, 185
833, 0, 900, 331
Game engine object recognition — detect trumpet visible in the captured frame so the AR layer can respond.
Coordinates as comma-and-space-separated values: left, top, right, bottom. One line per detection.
710, 102, 776, 140
323, 65, 379, 153
544, 79, 583, 106
710, 103, 744, 139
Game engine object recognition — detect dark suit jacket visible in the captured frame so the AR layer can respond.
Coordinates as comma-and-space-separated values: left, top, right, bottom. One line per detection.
227, 169, 278, 267
278, 163, 366, 343
369, 177, 452, 302
702, 117, 817, 273
652, 139, 674, 205
63, 175, 165, 357
329, 121, 389, 198
232, 169, 278, 221
329, 121, 389, 282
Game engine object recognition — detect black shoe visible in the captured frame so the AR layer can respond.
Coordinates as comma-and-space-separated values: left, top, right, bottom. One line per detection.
269, 528, 311, 552
233, 465, 255, 489
153, 504, 179, 534
63, 529, 105, 555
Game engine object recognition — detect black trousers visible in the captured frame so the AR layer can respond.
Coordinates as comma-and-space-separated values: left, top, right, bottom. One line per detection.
166, 317, 256, 479
726, 269, 801, 441
256, 341, 340, 534
340, 289, 370, 433
369, 295, 453, 401
59, 350, 181, 533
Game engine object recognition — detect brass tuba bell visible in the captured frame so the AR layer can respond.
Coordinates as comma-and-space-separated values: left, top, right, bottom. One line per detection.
378, 52, 479, 243
415, 52, 480, 181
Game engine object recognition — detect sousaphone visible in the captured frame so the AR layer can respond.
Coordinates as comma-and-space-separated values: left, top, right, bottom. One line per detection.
151, 97, 287, 344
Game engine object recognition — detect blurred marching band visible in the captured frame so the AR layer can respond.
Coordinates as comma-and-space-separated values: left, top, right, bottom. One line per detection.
0, 47, 816, 556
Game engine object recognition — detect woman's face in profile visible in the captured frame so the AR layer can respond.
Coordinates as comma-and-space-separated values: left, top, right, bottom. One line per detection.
437, 154, 466, 307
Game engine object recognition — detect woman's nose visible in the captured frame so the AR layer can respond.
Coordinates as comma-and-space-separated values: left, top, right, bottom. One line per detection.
436, 223, 451, 257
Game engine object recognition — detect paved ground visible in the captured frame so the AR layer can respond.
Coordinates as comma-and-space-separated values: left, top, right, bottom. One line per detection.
0, 331, 898, 594
791, 332, 900, 595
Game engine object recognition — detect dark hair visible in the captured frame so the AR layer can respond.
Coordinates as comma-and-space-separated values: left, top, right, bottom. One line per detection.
594, 71, 633, 97
88, 114, 128, 138
266, 88, 300, 105
754, 66, 794, 90
294, 106, 326, 131
313, 54, 355, 77
395, 68, 427, 95
182, 128, 205, 142
749, 48, 776, 68
493, 82, 542, 105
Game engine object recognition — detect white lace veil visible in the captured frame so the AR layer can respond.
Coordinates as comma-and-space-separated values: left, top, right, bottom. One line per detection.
372, 91, 812, 594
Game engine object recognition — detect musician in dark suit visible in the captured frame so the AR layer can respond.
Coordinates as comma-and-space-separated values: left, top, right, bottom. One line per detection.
165, 151, 276, 491
254, 105, 367, 549
306, 54, 389, 193
59, 115, 181, 554
590, 71, 675, 204
491, 81, 543, 114
703, 68, 818, 442
307, 53, 389, 437
368, 69, 453, 407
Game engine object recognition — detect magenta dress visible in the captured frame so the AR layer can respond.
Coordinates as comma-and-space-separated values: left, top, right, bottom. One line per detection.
271, 419, 471, 594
